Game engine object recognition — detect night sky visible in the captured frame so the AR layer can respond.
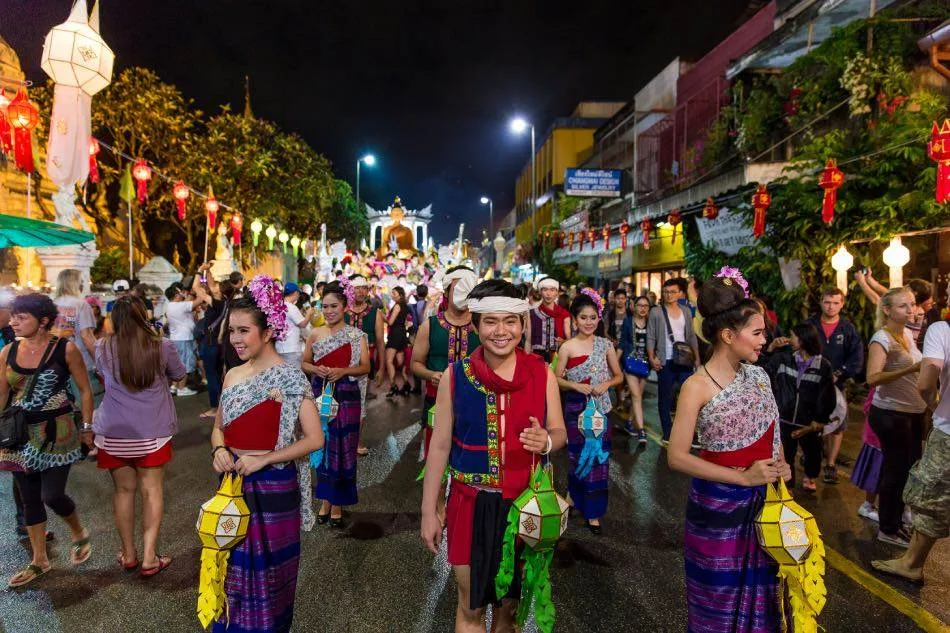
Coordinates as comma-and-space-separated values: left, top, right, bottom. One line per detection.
3, 0, 755, 244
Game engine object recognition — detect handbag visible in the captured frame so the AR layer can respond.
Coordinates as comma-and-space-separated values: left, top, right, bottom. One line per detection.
662, 306, 695, 370
624, 354, 650, 378
0, 337, 59, 450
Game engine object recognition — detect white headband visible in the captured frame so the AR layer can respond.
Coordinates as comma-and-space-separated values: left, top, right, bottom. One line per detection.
537, 277, 559, 290
449, 270, 478, 308
349, 276, 368, 288
467, 297, 531, 314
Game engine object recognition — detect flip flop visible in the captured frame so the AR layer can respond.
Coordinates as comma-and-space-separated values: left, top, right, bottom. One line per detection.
8, 563, 51, 589
117, 551, 140, 572
871, 559, 923, 583
356, 446, 370, 457
71, 534, 92, 566
140, 555, 172, 578
199, 410, 217, 420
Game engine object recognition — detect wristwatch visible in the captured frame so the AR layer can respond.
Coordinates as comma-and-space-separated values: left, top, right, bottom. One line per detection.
81, 423, 93, 431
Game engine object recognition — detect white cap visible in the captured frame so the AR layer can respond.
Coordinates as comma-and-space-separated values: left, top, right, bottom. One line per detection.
302, 284, 313, 295
113, 279, 130, 292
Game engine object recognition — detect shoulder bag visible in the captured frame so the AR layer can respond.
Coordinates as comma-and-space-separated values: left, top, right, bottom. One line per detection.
0, 337, 59, 449
662, 306, 695, 371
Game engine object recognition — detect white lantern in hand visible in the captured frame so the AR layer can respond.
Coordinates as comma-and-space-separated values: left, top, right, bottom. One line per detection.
41, 0, 115, 97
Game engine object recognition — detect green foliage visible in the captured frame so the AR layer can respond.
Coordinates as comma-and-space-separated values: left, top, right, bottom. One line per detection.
90, 247, 128, 285
327, 179, 369, 245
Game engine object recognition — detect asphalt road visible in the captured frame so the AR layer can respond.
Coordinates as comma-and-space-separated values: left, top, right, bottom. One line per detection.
0, 382, 947, 633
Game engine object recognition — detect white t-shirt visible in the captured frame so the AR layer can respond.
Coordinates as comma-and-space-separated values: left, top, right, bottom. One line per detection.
922, 321, 950, 434
53, 295, 97, 368
665, 308, 687, 361
276, 302, 306, 354
165, 301, 196, 342
870, 328, 925, 413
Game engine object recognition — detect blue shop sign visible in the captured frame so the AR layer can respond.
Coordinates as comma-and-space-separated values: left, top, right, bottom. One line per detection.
564, 168, 622, 198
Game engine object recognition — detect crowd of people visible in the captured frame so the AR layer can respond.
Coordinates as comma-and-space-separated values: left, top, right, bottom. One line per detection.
0, 254, 946, 633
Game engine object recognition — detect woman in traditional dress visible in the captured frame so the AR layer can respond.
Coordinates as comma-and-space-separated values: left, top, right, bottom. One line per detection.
303, 281, 370, 528
555, 289, 622, 535
667, 270, 791, 632
209, 276, 324, 633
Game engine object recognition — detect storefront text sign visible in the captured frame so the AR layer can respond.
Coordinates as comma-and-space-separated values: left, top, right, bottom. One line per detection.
695, 207, 754, 255
564, 169, 623, 197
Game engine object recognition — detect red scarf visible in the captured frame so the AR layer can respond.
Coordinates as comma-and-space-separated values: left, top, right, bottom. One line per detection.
538, 302, 569, 338
468, 347, 548, 497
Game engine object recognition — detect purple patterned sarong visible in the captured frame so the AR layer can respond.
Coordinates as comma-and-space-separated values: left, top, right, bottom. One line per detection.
564, 390, 610, 520
684, 478, 781, 633
214, 465, 301, 633
312, 377, 361, 506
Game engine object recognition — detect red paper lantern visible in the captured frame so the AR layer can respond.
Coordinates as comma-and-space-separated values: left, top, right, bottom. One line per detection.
173, 181, 189, 221
568, 231, 575, 251
640, 218, 652, 250
928, 119, 950, 204
205, 185, 220, 230
230, 212, 243, 245
668, 209, 682, 244
88, 138, 100, 184
818, 159, 844, 224
702, 197, 719, 220
132, 158, 151, 203
751, 184, 771, 238
587, 229, 596, 250
0, 92, 12, 155
602, 224, 610, 250
7, 89, 38, 173
619, 220, 629, 249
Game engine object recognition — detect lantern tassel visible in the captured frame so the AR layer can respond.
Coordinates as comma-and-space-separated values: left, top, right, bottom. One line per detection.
136, 178, 148, 204
13, 128, 33, 173
821, 190, 837, 224
89, 154, 100, 184
176, 198, 187, 222
575, 436, 610, 480
196, 548, 231, 629
936, 161, 950, 204
515, 549, 556, 633
308, 417, 330, 470
753, 206, 766, 238
494, 503, 520, 599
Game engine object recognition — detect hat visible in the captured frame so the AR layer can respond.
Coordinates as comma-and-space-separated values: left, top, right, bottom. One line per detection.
301, 284, 313, 295
283, 282, 300, 296
113, 279, 130, 292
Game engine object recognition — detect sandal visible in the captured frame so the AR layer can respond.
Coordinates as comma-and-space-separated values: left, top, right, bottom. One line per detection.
117, 551, 140, 572
871, 558, 923, 583
199, 409, 217, 420
356, 446, 370, 457
8, 563, 51, 589
70, 533, 92, 566
140, 555, 172, 578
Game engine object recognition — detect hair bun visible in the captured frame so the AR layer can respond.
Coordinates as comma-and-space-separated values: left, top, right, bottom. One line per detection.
697, 277, 746, 319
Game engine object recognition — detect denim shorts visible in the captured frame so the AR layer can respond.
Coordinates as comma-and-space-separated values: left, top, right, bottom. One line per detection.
173, 340, 197, 373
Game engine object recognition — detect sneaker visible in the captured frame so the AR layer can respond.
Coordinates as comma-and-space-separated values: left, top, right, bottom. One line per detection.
822, 465, 838, 484
176, 387, 198, 397
858, 501, 880, 523
169, 386, 177, 396
877, 528, 911, 548
620, 422, 635, 436
637, 430, 648, 447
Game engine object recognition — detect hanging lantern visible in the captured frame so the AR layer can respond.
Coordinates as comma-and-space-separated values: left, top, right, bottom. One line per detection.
196, 473, 250, 629
250, 219, 263, 247
495, 465, 569, 633
7, 89, 38, 173
173, 181, 190, 221
752, 184, 771, 238
576, 398, 609, 479
40, 0, 115, 97
755, 478, 826, 633
882, 236, 910, 288
619, 220, 629, 249
0, 91, 12, 155
131, 158, 151, 203
310, 381, 338, 469
290, 235, 301, 257
817, 159, 844, 224
667, 209, 682, 244
568, 231, 575, 251
602, 223, 610, 250
702, 197, 719, 220
278, 230, 289, 253
640, 218, 652, 250
265, 225, 277, 250
230, 212, 243, 245
205, 186, 219, 230
830, 245, 854, 295
928, 119, 950, 204
88, 137, 100, 183
587, 229, 596, 250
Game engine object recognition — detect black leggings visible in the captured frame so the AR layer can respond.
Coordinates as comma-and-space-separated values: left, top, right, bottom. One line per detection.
780, 421, 822, 486
867, 406, 923, 534
12, 465, 76, 527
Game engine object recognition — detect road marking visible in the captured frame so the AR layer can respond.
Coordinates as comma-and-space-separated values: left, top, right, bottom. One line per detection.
633, 425, 950, 631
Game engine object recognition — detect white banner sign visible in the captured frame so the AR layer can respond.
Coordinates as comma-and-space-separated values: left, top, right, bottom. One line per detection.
694, 206, 754, 255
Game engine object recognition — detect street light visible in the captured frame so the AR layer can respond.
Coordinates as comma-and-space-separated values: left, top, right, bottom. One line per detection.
356, 153, 376, 215
481, 196, 495, 269
509, 117, 537, 257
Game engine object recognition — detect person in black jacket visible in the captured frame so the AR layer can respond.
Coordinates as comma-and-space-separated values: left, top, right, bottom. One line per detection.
765, 322, 837, 491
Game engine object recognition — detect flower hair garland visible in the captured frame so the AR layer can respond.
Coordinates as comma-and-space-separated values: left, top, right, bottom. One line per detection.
579, 287, 605, 317
715, 266, 750, 298
247, 275, 289, 341
336, 273, 357, 309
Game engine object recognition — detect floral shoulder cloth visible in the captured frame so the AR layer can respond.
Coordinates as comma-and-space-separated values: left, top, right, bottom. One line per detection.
697, 363, 781, 459
564, 336, 613, 414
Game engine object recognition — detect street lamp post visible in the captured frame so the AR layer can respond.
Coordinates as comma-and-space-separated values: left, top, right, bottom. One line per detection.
480, 196, 494, 270
510, 117, 537, 258
355, 154, 376, 215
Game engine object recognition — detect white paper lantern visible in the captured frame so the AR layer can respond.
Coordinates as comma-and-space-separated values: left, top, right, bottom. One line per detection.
41, 0, 115, 97
882, 237, 910, 289
830, 245, 853, 295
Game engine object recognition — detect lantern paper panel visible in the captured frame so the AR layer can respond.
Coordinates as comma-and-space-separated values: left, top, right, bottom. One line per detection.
41, 0, 115, 97
512, 467, 569, 551
196, 476, 250, 550
818, 159, 844, 224
7, 89, 38, 173
929, 119, 950, 203
45, 83, 92, 187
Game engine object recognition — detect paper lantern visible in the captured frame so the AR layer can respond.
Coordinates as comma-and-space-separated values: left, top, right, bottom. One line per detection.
882, 236, 910, 288
928, 119, 950, 203
817, 159, 844, 224
755, 478, 826, 633
132, 158, 151, 203
640, 218, 652, 250
0, 91, 12, 155
41, 0, 115, 97
205, 186, 219, 229
830, 245, 853, 295
250, 219, 263, 247
568, 231, 575, 251
196, 473, 250, 629
752, 184, 771, 238
602, 223, 610, 250
619, 220, 629, 249
88, 137, 100, 183
173, 181, 190, 221
7, 89, 38, 173
265, 225, 277, 250
576, 397, 609, 479
586, 229, 595, 250
310, 381, 337, 469
230, 212, 243, 245
514, 471, 569, 550
702, 197, 719, 220
291, 236, 301, 257
667, 209, 682, 244
278, 231, 289, 253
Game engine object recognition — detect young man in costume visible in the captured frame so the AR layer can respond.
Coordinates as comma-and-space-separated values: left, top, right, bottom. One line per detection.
345, 274, 384, 455
421, 279, 567, 633
525, 276, 571, 362
411, 265, 481, 457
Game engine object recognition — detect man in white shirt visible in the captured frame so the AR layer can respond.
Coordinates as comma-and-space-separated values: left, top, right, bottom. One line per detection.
872, 316, 950, 583
275, 282, 312, 366
164, 283, 202, 396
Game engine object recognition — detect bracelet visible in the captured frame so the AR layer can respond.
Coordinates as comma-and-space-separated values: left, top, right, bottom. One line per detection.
211, 445, 227, 457
541, 434, 553, 455
81, 423, 92, 431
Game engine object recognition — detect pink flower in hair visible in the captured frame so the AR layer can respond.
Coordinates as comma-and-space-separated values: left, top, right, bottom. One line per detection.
336, 273, 357, 309
247, 275, 289, 341
715, 266, 750, 298
579, 287, 605, 317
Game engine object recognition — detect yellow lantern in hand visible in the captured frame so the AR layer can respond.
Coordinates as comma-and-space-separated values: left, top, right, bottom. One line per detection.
196, 474, 250, 629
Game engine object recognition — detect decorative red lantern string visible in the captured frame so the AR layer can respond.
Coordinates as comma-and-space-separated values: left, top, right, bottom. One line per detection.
88, 138, 100, 184
230, 212, 243, 245
205, 185, 220, 229
668, 209, 682, 244
702, 197, 719, 220
928, 119, 950, 204
173, 180, 189, 221
640, 218, 652, 250
602, 223, 610, 250
619, 220, 629, 249
7, 88, 38, 173
132, 158, 152, 203
751, 184, 771, 238
818, 158, 844, 224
